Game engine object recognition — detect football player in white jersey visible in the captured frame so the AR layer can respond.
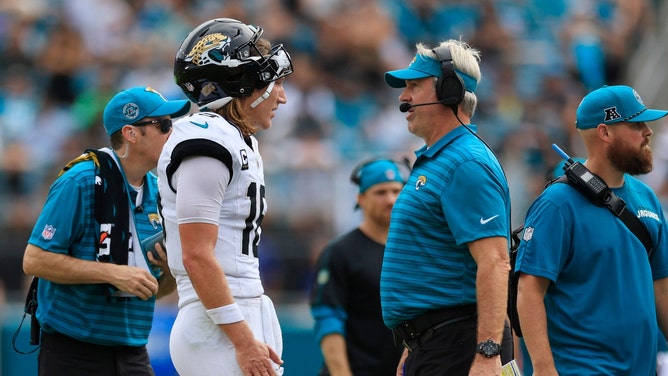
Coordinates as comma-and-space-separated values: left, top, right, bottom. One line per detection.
158, 18, 293, 376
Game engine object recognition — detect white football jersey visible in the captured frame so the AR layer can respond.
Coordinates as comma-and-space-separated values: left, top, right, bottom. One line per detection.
158, 112, 266, 303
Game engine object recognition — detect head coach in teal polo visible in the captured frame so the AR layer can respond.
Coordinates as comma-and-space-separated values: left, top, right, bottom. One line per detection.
379, 39, 513, 376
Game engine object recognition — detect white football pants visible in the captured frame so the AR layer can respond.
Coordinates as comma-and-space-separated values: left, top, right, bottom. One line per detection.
170, 295, 283, 375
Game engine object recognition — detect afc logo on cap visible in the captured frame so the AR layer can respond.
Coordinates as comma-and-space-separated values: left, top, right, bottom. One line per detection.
603, 107, 621, 122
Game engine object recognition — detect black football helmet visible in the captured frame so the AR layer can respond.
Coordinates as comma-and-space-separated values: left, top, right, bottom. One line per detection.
174, 18, 293, 107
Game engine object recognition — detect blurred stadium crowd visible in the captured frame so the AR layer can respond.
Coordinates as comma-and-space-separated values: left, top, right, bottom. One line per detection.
0, 0, 663, 304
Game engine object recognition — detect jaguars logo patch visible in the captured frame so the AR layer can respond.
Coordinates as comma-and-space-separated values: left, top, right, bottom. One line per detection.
415, 176, 427, 190
148, 213, 162, 229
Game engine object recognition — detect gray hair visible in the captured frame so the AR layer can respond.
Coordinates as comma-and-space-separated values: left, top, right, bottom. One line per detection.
416, 40, 481, 117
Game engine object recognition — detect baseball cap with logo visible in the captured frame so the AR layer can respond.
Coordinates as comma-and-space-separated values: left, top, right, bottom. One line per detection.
351, 159, 407, 194
103, 86, 191, 136
575, 85, 668, 129
350, 159, 407, 209
384, 53, 478, 92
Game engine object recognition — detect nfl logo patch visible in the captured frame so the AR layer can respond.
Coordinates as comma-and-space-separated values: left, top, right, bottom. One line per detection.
42, 224, 56, 240
523, 227, 534, 242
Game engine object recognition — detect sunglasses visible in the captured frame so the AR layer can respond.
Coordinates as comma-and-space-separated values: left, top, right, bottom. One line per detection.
133, 118, 172, 134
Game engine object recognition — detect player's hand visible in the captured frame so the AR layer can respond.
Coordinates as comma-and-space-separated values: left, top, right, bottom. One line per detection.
110, 265, 159, 300
236, 339, 284, 376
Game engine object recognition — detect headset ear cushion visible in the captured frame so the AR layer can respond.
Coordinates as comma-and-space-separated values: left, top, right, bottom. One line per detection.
433, 46, 465, 106
438, 71, 465, 105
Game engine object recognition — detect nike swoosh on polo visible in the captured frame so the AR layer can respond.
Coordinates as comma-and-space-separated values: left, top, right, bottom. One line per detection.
480, 215, 499, 225
190, 120, 209, 129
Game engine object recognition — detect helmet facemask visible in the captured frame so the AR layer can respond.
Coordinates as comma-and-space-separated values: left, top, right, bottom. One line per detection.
248, 44, 293, 108
254, 44, 293, 87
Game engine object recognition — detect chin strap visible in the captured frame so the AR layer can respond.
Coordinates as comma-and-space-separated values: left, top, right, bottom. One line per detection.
204, 79, 277, 111
250, 80, 276, 109
201, 96, 233, 111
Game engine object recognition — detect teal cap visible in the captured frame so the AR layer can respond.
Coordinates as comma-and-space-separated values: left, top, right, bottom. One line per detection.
103, 86, 190, 136
575, 85, 668, 129
353, 159, 406, 193
384, 53, 478, 92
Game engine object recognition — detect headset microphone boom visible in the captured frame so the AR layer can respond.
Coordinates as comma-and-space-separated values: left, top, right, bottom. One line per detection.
399, 100, 446, 113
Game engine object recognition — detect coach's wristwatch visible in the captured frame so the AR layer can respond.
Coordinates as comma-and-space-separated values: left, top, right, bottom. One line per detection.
476, 340, 502, 358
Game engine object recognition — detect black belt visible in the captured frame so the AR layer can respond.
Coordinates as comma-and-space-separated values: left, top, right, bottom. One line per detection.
392, 304, 476, 351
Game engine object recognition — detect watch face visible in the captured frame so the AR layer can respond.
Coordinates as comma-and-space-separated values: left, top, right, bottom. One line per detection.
478, 340, 501, 357
482, 342, 495, 354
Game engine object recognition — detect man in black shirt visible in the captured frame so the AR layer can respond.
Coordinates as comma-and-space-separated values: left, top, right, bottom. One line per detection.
310, 158, 407, 376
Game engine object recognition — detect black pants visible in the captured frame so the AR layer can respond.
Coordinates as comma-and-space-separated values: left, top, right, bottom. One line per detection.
38, 331, 154, 376
402, 318, 513, 376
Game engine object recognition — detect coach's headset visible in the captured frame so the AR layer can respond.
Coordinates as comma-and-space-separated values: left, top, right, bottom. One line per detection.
432, 45, 466, 109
